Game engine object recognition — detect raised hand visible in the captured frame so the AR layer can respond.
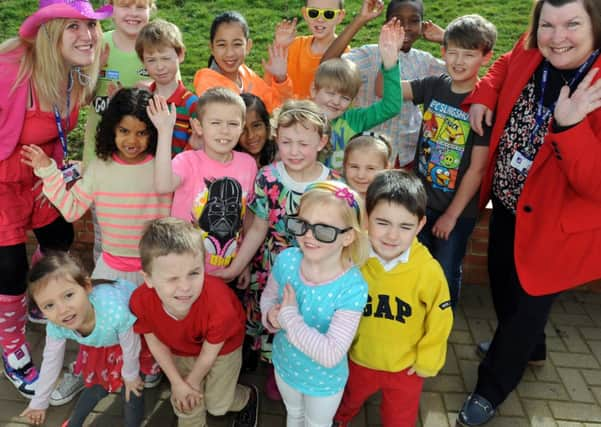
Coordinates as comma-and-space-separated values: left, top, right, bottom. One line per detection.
21, 144, 52, 170
422, 20, 444, 44
147, 95, 177, 135
262, 43, 288, 83
554, 68, 601, 127
358, 0, 384, 23
379, 17, 405, 70
274, 18, 297, 48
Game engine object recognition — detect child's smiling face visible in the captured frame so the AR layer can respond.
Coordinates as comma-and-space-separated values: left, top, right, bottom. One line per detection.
210, 22, 252, 82
386, 2, 423, 52
303, 0, 345, 42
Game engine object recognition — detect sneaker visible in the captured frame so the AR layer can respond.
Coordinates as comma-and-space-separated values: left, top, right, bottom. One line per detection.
27, 304, 47, 325
49, 371, 84, 406
2, 345, 38, 398
476, 341, 545, 367
143, 371, 163, 388
232, 384, 259, 427
457, 393, 496, 426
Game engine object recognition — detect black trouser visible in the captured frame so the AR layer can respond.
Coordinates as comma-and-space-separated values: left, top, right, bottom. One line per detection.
0, 217, 73, 295
474, 198, 558, 407
67, 384, 144, 427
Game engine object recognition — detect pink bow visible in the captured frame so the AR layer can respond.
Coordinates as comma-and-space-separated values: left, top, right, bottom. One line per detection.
334, 187, 356, 207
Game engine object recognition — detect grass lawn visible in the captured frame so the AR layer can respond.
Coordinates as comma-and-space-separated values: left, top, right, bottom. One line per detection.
1, 0, 532, 159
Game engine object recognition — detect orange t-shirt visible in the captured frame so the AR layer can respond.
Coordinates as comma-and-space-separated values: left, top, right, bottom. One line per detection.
286, 36, 350, 99
193, 64, 292, 114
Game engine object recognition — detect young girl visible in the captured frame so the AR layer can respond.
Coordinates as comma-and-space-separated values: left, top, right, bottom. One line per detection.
192, 11, 293, 113
343, 132, 391, 198
21, 88, 171, 395
20, 253, 144, 427
235, 93, 278, 168
260, 181, 369, 426
213, 99, 339, 399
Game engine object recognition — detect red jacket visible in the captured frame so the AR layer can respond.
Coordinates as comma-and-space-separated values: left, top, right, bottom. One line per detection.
464, 37, 601, 296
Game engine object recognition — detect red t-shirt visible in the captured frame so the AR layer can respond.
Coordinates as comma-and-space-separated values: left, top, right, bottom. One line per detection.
130, 275, 245, 357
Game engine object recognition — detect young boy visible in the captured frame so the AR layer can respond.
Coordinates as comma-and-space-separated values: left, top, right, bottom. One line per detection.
272, 0, 347, 99
136, 19, 199, 155
402, 14, 496, 308
334, 170, 453, 426
153, 88, 257, 277
130, 217, 258, 427
322, 0, 446, 168
83, 0, 154, 166
312, 18, 403, 171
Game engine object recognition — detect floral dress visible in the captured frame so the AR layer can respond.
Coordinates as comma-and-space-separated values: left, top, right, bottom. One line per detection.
245, 161, 339, 360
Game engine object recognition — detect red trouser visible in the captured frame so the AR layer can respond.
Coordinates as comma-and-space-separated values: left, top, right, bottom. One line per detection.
335, 359, 424, 427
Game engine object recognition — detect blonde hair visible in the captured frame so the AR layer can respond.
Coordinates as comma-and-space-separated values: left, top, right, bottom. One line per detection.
313, 58, 362, 99
109, 0, 156, 11
273, 99, 330, 138
196, 87, 246, 122
343, 133, 391, 168
298, 182, 369, 267
139, 217, 205, 274
135, 19, 185, 61
0, 18, 102, 107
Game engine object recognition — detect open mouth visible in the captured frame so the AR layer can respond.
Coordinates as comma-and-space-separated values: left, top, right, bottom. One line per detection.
62, 314, 76, 325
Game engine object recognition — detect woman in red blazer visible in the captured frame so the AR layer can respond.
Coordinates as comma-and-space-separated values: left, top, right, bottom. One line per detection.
457, 0, 601, 425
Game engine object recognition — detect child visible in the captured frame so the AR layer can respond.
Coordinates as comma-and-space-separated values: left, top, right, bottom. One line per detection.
135, 19, 199, 155
313, 17, 403, 170
82, 0, 154, 166
271, 0, 347, 99
130, 217, 258, 427
403, 14, 496, 308
334, 170, 453, 426
21, 253, 144, 427
235, 93, 278, 168
322, 0, 446, 168
153, 88, 258, 276
260, 181, 368, 425
343, 132, 391, 198
21, 88, 172, 397
193, 11, 292, 114
213, 100, 339, 399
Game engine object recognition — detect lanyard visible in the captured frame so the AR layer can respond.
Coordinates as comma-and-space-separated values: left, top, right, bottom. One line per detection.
52, 72, 73, 163
533, 49, 600, 140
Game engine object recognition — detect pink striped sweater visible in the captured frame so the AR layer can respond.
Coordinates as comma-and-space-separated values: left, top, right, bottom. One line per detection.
35, 154, 172, 260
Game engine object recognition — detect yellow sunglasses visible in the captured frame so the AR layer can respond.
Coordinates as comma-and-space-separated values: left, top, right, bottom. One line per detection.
305, 7, 342, 21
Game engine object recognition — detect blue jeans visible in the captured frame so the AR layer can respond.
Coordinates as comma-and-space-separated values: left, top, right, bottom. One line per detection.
418, 208, 477, 309
67, 384, 144, 427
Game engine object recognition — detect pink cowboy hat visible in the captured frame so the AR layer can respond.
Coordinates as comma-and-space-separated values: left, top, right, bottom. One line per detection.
19, 0, 113, 38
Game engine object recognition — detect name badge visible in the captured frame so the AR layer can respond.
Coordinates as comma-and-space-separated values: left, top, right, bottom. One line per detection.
510, 151, 533, 175
62, 163, 81, 184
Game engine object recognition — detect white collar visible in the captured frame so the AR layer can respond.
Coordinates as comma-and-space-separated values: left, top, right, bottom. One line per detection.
369, 245, 411, 272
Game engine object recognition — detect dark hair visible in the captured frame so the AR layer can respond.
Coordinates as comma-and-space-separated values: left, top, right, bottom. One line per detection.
95, 88, 158, 161
386, 0, 424, 21
235, 93, 277, 166
526, 0, 601, 50
365, 170, 427, 219
208, 11, 250, 67
444, 14, 497, 54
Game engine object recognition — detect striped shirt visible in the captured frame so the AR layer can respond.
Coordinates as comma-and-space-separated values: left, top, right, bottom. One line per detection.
36, 154, 172, 260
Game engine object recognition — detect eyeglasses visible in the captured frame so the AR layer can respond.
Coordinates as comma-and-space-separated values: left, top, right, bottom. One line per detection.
286, 216, 351, 244
305, 7, 342, 21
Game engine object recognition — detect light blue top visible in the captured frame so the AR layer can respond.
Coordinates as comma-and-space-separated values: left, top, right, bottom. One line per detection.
272, 247, 368, 396
46, 279, 137, 347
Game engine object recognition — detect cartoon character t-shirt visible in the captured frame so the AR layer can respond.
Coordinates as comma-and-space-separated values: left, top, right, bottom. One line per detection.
410, 74, 490, 218
171, 150, 258, 273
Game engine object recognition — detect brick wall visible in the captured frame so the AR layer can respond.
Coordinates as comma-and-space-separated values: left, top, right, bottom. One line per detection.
31, 208, 601, 291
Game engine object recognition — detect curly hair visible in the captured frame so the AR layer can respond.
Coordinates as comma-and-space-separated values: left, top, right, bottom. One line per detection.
95, 88, 158, 161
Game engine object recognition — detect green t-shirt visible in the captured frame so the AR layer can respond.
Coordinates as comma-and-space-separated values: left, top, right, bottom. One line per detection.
82, 31, 149, 165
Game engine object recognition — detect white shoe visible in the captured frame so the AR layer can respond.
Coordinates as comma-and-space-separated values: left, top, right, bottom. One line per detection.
49, 371, 84, 406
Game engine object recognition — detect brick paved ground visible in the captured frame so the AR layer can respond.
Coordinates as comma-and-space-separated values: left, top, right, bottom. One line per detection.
3, 284, 601, 426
